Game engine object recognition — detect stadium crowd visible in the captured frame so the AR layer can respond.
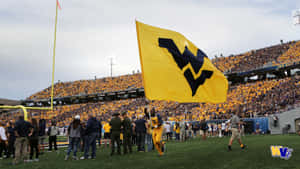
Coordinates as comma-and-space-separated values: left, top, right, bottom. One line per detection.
212, 41, 296, 73
17, 76, 300, 126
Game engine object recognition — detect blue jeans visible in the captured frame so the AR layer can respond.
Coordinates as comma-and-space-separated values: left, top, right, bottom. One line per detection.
84, 133, 97, 159
67, 137, 80, 157
146, 134, 153, 152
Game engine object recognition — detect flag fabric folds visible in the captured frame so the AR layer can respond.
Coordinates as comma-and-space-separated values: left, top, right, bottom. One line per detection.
136, 21, 228, 103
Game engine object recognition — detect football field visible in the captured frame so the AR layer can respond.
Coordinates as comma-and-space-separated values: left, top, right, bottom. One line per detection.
1, 135, 299, 169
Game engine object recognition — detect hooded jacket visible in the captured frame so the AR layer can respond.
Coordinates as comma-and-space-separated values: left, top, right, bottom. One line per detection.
86, 117, 100, 135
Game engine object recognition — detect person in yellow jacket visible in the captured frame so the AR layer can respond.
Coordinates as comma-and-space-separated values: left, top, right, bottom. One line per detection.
103, 122, 111, 139
151, 113, 165, 156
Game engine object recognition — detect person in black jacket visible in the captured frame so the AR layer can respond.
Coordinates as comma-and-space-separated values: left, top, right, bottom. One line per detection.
38, 119, 46, 154
200, 119, 208, 140
6, 120, 15, 158
29, 118, 39, 161
96, 116, 102, 148
109, 113, 122, 156
135, 115, 147, 152
81, 114, 99, 160
80, 121, 87, 152
14, 116, 33, 164
122, 112, 132, 154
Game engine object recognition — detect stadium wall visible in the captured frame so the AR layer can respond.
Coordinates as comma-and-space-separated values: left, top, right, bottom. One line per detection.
268, 107, 300, 134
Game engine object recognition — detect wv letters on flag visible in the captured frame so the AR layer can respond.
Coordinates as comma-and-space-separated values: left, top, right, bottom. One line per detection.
158, 38, 213, 96
270, 145, 293, 160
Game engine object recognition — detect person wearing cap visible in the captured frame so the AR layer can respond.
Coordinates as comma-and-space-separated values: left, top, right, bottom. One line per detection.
65, 115, 82, 160
122, 112, 132, 154
109, 113, 122, 156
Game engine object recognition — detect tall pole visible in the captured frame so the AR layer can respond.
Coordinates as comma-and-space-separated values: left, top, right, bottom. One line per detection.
50, 0, 59, 110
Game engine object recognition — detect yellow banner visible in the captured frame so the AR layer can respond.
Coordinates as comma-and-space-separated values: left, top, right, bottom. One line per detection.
136, 21, 228, 103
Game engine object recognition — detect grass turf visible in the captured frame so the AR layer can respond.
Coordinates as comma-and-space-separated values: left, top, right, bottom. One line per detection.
1, 135, 299, 169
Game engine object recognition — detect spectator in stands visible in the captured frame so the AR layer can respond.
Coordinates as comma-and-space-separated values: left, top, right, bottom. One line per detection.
6, 120, 15, 158
135, 115, 147, 152
29, 118, 39, 162
82, 113, 99, 160
48, 121, 59, 151
65, 115, 82, 160
14, 116, 33, 164
0, 121, 8, 159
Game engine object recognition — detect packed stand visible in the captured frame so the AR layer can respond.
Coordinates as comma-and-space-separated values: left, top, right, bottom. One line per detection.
28, 74, 143, 100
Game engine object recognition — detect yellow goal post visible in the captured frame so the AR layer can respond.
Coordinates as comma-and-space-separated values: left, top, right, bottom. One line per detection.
0, 0, 60, 121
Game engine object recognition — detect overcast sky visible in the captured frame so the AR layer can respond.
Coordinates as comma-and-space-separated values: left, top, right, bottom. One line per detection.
1, 0, 300, 100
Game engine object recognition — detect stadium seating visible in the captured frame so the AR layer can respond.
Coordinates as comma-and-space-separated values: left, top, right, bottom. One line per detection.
276, 41, 300, 66
212, 41, 295, 73
3, 76, 295, 127
28, 74, 143, 100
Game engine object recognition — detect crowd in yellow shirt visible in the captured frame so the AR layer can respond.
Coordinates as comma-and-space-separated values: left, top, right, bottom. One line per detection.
2, 75, 299, 128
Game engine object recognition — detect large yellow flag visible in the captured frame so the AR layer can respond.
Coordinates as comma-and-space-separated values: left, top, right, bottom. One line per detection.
136, 21, 228, 103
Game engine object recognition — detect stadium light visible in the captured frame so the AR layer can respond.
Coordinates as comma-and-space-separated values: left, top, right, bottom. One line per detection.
292, 9, 300, 25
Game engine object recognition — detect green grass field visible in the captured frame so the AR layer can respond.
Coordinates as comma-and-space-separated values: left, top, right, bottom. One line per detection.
1, 135, 299, 169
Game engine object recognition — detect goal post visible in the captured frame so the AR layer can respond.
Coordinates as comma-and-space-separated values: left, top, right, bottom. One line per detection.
0, 0, 60, 120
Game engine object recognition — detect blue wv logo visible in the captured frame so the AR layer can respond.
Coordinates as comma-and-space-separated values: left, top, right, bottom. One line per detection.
158, 38, 213, 96
270, 145, 293, 160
